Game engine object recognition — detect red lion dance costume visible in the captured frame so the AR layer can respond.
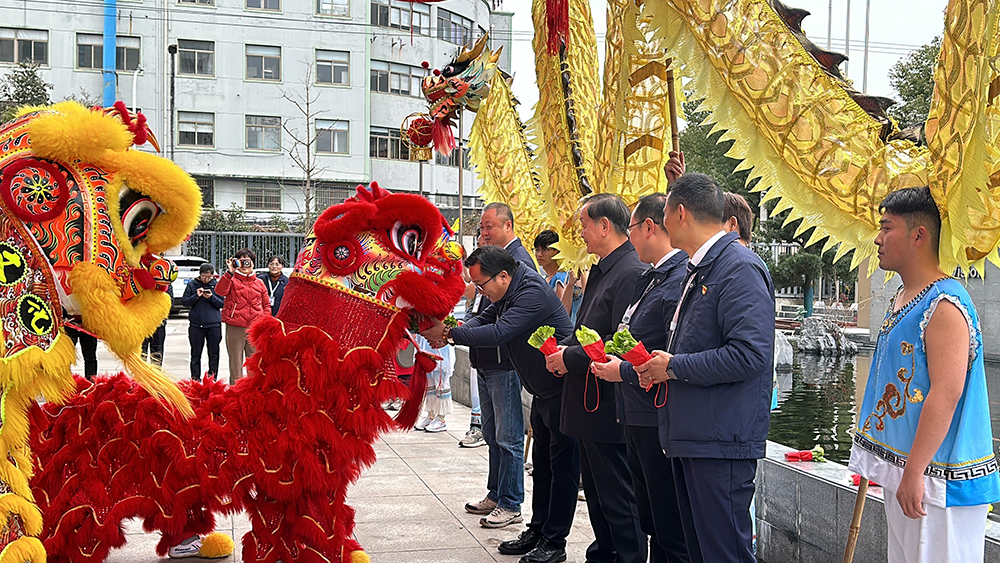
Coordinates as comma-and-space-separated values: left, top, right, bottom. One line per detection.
29, 182, 466, 563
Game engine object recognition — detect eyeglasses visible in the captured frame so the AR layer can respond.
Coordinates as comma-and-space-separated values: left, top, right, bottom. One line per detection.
627, 221, 645, 232
473, 272, 499, 292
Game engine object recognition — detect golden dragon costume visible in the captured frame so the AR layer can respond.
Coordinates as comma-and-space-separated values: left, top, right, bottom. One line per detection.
412, 0, 999, 275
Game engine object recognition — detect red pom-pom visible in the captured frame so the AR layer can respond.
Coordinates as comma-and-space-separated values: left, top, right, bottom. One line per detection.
421, 61, 430, 69
432, 69, 441, 76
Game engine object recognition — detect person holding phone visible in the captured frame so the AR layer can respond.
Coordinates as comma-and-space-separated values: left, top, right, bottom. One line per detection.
182, 262, 225, 380
215, 248, 270, 384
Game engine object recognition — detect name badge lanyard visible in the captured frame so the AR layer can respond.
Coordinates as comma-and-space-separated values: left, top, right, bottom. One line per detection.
619, 274, 661, 332
266, 277, 280, 307
666, 269, 698, 355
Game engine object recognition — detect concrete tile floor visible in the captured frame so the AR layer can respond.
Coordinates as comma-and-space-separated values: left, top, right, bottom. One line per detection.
79, 318, 598, 562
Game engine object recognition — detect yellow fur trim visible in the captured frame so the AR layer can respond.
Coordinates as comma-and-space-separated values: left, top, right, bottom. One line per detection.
0, 495, 43, 536
69, 263, 170, 356
350, 550, 370, 563
25, 101, 132, 164
0, 536, 45, 563
121, 352, 193, 418
198, 532, 235, 559
0, 330, 74, 396
96, 150, 202, 255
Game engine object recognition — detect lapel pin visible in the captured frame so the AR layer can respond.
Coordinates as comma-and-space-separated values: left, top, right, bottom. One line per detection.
701, 285, 707, 295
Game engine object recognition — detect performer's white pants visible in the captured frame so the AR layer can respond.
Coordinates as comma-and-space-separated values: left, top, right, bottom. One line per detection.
884, 488, 988, 563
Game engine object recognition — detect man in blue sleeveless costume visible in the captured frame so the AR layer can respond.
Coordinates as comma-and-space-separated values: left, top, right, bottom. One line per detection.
848, 186, 1000, 562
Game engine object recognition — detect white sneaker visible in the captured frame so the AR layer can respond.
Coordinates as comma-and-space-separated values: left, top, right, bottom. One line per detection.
168, 536, 202, 559
425, 418, 447, 432
459, 427, 486, 448
414, 416, 431, 431
480, 506, 523, 528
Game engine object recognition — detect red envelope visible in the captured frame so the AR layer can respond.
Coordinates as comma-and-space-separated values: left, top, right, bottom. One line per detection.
784, 451, 814, 462
621, 342, 653, 367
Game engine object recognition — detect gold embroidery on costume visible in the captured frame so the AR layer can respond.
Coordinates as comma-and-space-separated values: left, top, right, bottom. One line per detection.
862, 341, 925, 432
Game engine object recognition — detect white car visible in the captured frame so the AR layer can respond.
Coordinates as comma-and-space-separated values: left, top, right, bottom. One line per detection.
167, 255, 211, 312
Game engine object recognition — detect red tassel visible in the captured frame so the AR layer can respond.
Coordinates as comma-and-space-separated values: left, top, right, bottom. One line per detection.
546, 0, 569, 55
431, 118, 456, 154
395, 352, 432, 430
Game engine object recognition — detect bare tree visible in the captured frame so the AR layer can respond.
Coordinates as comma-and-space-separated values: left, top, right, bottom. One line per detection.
280, 65, 328, 229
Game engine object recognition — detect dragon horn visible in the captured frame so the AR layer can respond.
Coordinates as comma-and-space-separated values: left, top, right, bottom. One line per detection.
456, 33, 490, 64
489, 46, 503, 64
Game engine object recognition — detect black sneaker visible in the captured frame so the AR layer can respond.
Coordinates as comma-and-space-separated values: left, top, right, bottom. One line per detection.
520, 538, 567, 563
499, 529, 540, 555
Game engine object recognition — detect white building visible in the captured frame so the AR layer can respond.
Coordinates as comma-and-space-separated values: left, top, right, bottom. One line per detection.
0, 0, 514, 224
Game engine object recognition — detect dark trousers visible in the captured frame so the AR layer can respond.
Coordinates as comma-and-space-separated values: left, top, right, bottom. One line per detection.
527, 395, 580, 548
189, 324, 222, 380
625, 426, 690, 563
670, 457, 757, 563
142, 321, 167, 366
66, 326, 98, 379
579, 439, 645, 563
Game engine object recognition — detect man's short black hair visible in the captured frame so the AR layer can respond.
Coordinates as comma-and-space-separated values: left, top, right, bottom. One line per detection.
583, 193, 631, 236
533, 229, 559, 250
633, 193, 668, 232
723, 192, 754, 243
234, 248, 257, 263
483, 202, 514, 228
464, 245, 517, 277
268, 255, 286, 266
199, 263, 215, 275
666, 173, 725, 224
879, 186, 941, 250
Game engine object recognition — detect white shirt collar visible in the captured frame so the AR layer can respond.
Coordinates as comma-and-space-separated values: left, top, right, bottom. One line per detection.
503, 238, 518, 250
689, 231, 728, 267
652, 248, 681, 269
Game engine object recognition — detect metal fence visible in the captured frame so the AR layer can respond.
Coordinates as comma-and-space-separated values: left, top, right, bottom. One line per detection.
181, 231, 307, 269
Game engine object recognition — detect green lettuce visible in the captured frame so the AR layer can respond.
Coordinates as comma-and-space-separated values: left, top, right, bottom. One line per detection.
528, 326, 556, 349
575, 326, 602, 346
604, 329, 640, 355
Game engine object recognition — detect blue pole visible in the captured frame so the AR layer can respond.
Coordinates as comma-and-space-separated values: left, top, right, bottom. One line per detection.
102, 0, 117, 107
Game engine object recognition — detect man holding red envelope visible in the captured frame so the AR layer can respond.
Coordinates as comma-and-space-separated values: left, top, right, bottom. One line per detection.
591, 193, 691, 563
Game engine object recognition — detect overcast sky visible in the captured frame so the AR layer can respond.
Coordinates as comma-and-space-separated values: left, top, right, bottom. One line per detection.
504, 0, 949, 124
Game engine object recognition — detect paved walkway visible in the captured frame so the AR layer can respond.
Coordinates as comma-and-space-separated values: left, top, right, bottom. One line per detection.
82, 318, 597, 562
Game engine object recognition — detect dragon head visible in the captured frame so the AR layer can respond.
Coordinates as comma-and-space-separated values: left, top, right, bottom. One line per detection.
276, 182, 466, 345
0, 101, 201, 413
413, 34, 503, 155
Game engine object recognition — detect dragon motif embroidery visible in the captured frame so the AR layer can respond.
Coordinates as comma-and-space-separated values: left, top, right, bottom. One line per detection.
862, 341, 925, 433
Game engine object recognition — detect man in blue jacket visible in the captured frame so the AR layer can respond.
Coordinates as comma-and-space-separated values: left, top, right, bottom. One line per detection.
423, 245, 577, 563
461, 202, 537, 528
592, 193, 690, 563
638, 173, 774, 563
181, 263, 225, 381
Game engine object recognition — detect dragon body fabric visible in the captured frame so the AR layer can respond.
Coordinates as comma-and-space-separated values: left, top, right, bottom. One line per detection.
0, 101, 200, 563
429, 0, 1000, 274
29, 183, 466, 563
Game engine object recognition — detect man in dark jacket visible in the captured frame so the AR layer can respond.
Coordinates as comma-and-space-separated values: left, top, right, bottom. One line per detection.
181, 263, 225, 381
544, 193, 647, 563
461, 202, 537, 528
424, 245, 577, 563
592, 193, 690, 563
258, 255, 288, 316
638, 173, 775, 563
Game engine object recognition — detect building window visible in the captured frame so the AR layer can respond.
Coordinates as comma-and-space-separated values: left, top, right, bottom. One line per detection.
246, 0, 279, 10
195, 177, 215, 206
370, 60, 423, 97
371, 0, 431, 35
314, 184, 352, 209
178, 39, 214, 76
437, 9, 472, 46
316, 0, 349, 17
369, 127, 409, 160
463, 195, 481, 208
116, 36, 141, 71
77, 34, 140, 71
0, 28, 48, 65
246, 115, 281, 151
178, 111, 214, 147
246, 44, 281, 81
316, 120, 349, 154
178, 0, 214, 5
435, 146, 470, 169
245, 182, 282, 211
316, 50, 349, 85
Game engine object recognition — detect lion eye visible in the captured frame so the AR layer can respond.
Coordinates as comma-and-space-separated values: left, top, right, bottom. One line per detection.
119, 186, 161, 244
391, 222, 423, 260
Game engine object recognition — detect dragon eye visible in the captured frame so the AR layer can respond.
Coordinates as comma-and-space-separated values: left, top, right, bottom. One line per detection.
119, 186, 161, 245
391, 222, 424, 259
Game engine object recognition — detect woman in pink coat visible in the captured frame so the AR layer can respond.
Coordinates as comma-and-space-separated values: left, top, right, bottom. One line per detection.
214, 248, 270, 383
